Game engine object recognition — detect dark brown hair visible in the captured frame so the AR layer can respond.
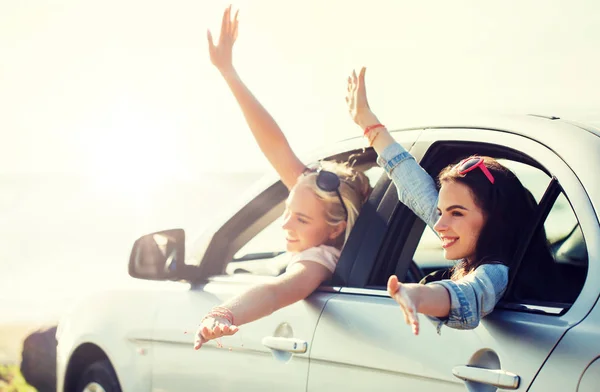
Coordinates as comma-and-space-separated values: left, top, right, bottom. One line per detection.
438, 156, 551, 280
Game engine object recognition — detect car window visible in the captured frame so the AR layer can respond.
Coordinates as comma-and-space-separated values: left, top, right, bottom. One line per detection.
226, 165, 384, 276
510, 189, 587, 305
412, 158, 588, 306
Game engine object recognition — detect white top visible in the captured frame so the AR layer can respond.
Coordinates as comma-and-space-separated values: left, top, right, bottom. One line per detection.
286, 245, 341, 273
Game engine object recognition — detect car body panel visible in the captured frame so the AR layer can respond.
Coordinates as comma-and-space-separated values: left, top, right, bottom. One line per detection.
307, 290, 578, 391
56, 116, 600, 391
307, 124, 600, 391
56, 286, 182, 391
150, 274, 338, 391
412, 126, 600, 323
528, 296, 600, 391
394, 115, 600, 223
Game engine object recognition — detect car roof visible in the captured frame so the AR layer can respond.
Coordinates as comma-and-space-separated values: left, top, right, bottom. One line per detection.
326, 114, 600, 218
388, 113, 600, 143
297, 114, 599, 219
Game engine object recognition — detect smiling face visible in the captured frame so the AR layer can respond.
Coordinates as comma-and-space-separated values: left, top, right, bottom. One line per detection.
281, 184, 346, 253
433, 181, 486, 262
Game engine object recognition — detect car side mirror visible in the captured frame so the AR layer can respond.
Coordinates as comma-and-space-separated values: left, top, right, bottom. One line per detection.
128, 229, 185, 281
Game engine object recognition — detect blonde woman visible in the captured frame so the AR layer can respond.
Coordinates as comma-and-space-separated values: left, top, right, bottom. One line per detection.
194, 7, 371, 350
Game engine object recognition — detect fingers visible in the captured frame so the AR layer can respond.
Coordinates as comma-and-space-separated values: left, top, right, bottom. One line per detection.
221, 324, 240, 336
346, 67, 365, 96
396, 289, 420, 336
407, 306, 420, 336
225, 5, 232, 37
413, 319, 420, 336
207, 29, 215, 50
232, 9, 239, 42
400, 302, 411, 325
193, 320, 239, 350
358, 67, 367, 92
194, 334, 206, 350
194, 327, 208, 350
220, 324, 235, 335
359, 66, 366, 80
193, 326, 219, 350
220, 6, 230, 41
387, 276, 420, 336
202, 325, 214, 340
387, 274, 400, 297
218, 5, 238, 44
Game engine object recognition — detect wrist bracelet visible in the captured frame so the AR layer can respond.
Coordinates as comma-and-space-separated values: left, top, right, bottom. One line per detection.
366, 128, 382, 146
202, 306, 235, 325
363, 123, 385, 136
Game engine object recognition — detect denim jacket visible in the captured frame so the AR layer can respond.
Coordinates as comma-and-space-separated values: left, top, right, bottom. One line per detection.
377, 142, 509, 333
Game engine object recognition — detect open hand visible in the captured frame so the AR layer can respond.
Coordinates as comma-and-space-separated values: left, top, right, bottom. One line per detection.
387, 275, 420, 336
194, 315, 240, 350
346, 67, 378, 130
207, 5, 239, 72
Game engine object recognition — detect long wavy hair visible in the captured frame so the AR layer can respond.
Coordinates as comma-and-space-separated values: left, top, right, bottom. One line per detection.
438, 156, 552, 281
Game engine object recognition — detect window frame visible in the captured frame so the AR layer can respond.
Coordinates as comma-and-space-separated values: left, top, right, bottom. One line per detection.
191, 142, 405, 287
367, 127, 598, 324
330, 131, 423, 287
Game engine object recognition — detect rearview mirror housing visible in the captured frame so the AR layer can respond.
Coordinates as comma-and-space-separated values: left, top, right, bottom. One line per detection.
128, 229, 185, 281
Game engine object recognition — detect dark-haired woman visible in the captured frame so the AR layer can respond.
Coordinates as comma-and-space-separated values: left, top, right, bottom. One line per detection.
346, 67, 550, 335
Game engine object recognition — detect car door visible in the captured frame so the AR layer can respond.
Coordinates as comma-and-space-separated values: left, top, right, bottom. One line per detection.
527, 294, 600, 392
307, 126, 597, 391
149, 143, 390, 391
148, 179, 325, 392
150, 279, 336, 392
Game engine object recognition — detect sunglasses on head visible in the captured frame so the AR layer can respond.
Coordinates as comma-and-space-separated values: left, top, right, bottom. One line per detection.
454, 156, 495, 184
303, 167, 349, 220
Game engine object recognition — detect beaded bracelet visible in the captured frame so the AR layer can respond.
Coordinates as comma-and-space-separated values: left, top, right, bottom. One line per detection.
202, 306, 235, 325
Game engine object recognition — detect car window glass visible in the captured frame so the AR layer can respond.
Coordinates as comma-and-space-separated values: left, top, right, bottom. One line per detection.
497, 159, 577, 241
511, 190, 587, 305
227, 165, 384, 276
491, 160, 586, 306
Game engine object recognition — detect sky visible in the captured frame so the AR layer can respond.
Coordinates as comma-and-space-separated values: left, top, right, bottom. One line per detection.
1, 0, 600, 322
2, 0, 599, 178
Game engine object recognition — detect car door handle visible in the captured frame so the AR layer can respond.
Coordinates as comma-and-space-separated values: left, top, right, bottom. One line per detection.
261, 336, 308, 353
452, 365, 520, 389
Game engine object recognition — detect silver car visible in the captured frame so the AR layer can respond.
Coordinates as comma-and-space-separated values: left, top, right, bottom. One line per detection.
57, 114, 600, 392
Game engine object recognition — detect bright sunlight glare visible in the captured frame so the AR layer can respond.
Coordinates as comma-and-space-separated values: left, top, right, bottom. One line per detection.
77, 101, 187, 197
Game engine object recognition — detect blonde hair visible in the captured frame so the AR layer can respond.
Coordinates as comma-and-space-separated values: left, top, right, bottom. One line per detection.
296, 161, 372, 248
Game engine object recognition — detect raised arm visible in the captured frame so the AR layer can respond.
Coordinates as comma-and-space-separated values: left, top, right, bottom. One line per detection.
346, 67, 439, 229
207, 6, 305, 190
346, 67, 444, 335
345, 68, 396, 156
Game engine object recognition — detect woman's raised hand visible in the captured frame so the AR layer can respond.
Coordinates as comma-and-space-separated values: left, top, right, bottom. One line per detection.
387, 275, 420, 336
207, 5, 239, 73
194, 315, 240, 350
346, 67, 379, 130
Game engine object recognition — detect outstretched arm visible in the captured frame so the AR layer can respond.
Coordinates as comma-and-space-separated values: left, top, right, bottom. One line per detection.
387, 275, 450, 336
194, 261, 330, 349
208, 6, 305, 190
387, 263, 509, 335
